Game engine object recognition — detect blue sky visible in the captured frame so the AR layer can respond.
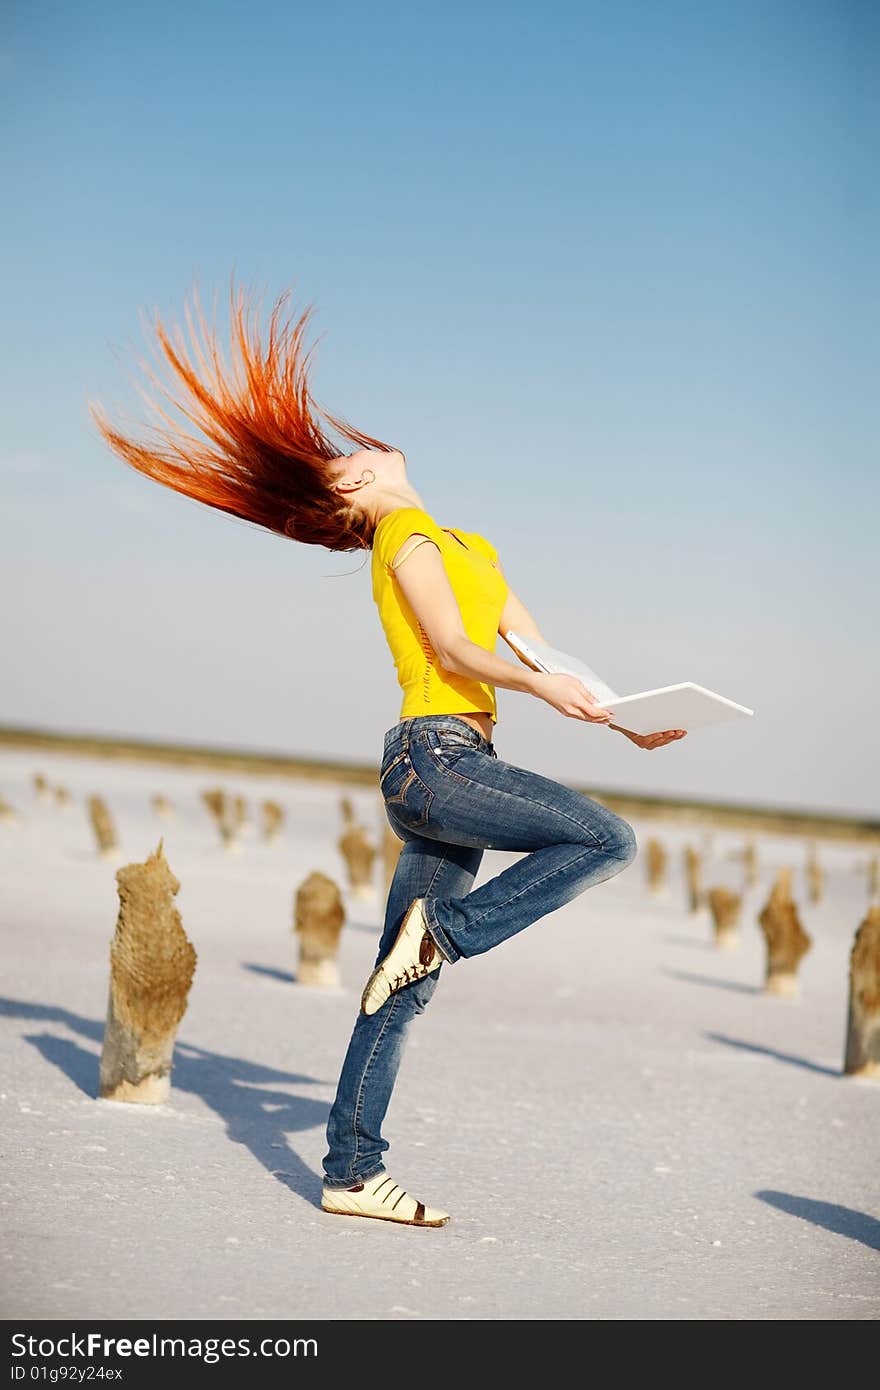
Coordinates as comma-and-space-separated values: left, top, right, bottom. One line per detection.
1, 0, 876, 816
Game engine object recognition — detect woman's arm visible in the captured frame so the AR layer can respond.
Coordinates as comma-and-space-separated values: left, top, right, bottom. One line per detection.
390, 540, 611, 722
390, 537, 540, 696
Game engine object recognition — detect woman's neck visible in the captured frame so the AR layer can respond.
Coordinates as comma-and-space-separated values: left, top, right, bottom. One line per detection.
370, 487, 428, 526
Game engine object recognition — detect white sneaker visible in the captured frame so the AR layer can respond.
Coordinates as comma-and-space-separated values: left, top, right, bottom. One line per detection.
321, 1171, 450, 1226
360, 897, 442, 1016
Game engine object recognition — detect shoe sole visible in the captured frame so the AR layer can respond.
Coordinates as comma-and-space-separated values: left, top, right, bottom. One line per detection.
360, 898, 436, 1015
321, 1202, 449, 1228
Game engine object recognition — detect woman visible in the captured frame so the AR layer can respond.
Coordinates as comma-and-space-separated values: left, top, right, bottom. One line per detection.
91, 280, 686, 1230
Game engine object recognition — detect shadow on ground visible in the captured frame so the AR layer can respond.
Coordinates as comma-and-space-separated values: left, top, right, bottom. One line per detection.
0, 995, 329, 1208
755, 1191, 880, 1252
706, 1031, 839, 1077
665, 969, 760, 996
243, 962, 297, 984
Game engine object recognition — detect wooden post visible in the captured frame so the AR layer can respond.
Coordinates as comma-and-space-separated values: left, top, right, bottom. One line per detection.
261, 800, 285, 843
99, 838, 197, 1104
232, 795, 247, 833
34, 773, 51, 804
339, 825, 378, 901
340, 795, 355, 826
844, 904, 880, 1078
758, 868, 812, 996
151, 794, 174, 820
201, 787, 240, 852
707, 887, 743, 949
805, 841, 824, 904
88, 795, 120, 860
743, 839, 758, 889
0, 797, 20, 824
646, 838, 668, 898
201, 787, 225, 822
683, 845, 704, 913
54, 785, 72, 810
868, 853, 879, 904
294, 871, 346, 988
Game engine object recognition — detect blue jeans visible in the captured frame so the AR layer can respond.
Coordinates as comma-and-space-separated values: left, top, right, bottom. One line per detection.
322, 713, 638, 1188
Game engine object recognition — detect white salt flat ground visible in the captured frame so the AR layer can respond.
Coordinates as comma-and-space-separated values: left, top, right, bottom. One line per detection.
0, 745, 877, 1321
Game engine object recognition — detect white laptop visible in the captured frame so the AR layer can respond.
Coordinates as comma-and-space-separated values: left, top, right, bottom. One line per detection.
504, 632, 754, 735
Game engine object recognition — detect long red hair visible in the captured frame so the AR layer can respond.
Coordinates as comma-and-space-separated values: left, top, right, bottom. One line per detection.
88, 275, 395, 553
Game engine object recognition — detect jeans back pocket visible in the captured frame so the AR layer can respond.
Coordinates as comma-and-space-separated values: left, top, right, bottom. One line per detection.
379, 747, 434, 829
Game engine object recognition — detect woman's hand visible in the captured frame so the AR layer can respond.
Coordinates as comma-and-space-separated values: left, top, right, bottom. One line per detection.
531, 673, 614, 724
609, 723, 687, 749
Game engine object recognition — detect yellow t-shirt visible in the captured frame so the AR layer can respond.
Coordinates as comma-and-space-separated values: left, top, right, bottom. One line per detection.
371, 507, 509, 725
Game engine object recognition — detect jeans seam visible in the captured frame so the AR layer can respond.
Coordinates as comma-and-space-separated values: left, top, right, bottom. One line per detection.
421, 739, 480, 786
382, 766, 434, 829
379, 748, 409, 787
425, 765, 607, 849
410, 714, 491, 746
349, 991, 401, 1182
420, 852, 461, 963
441, 841, 617, 941
468, 843, 595, 922
424, 849, 456, 898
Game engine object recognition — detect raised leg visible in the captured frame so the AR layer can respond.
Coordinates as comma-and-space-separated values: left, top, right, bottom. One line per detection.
403, 731, 638, 963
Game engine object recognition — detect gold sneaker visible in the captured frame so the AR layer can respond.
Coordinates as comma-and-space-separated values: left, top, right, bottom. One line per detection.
321, 1171, 450, 1226
360, 897, 442, 1016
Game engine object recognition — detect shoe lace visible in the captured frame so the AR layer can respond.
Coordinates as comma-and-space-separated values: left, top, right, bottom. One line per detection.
390, 962, 428, 991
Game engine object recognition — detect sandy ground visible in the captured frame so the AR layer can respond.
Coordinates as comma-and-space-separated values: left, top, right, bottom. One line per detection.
1, 746, 878, 1321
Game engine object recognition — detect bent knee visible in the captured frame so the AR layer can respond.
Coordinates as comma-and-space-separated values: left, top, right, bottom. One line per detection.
586, 810, 637, 864
606, 816, 638, 864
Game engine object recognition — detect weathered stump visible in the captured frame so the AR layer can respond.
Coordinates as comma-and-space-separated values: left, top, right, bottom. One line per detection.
339, 825, 378, 901
340, 795, 355, 826
294, 871, 346, 988
201, 787, 240, 852
742, 839, 758, 889
232, 795, 247, 832
99, 839, 197, 1104
707, 886, 743, 949
88, 795, 120, 860
54, 785, 72, 810
844, 904, 880, 1079
805, 841, 824, 904
646, 837, 668, 898
201, 788, 224, 821
683, 845, 704, 913
33, 773, 51, 804
151, 794, 174, 820
261, 799, 285, 843
758, 868, 812, 996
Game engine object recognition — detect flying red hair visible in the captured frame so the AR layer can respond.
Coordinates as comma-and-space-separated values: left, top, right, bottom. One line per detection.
88, 275, 395, 553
